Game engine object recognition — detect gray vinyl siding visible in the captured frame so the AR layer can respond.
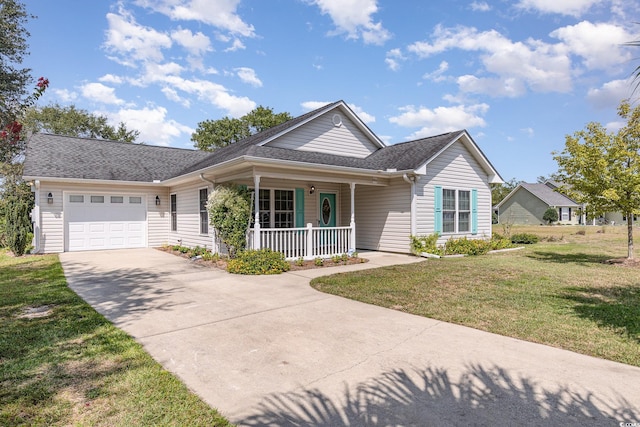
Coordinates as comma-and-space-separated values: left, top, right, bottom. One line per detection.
354, 178, 411, 253
168, 181, 215, 250
265, 111, 378, 158
35, 182, 166, 253
416, 140, 492, 245
498, 189, 549, 225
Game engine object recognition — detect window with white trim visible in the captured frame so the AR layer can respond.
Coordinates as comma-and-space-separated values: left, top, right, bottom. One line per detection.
199, 188, 208, 234
252, 188, 295, 228
442, 189, 470, 233
170, 194, 177, 232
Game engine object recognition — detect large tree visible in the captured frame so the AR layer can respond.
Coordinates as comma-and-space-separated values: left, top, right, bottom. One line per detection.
22, 103, 139, 142
192, 105, 292, 151
491, 177, 520, 206
554, 100, 640, 259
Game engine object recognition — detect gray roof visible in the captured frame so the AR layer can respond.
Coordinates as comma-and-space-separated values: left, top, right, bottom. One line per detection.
519, 183, 580, 207
23, 101, 473, 182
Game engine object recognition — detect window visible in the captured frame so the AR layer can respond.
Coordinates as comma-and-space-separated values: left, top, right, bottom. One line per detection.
110, 196, 123, 204
170, 194, 177, 232
69, 195, 84, 203
199, 188, 208, 234
441, 189, 471, 233
252, 188, 295, 228
129, 196, 142, 204
90, 195, 104, 203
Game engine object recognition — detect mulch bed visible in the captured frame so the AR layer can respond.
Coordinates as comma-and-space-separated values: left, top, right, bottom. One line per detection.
604, 258, 640, 268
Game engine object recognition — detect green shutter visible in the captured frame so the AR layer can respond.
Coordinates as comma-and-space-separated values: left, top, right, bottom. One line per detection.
295, 188, 305, 227
471, 189, 478, 235
434, 186, 442, 234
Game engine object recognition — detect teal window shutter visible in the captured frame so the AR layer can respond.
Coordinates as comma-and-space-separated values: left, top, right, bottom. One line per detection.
295, 188, 305, 227
434, 186, 442, 234
471, 189, 478, 235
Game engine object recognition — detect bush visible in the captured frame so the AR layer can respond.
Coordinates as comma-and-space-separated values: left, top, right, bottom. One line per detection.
410, 234, 441, 255
207, 185, 251, 258
490, 234, 515, 250
201, 251, 220, 262
314, 257, 324, 266
5, 197, 31, 256
227, 249, 290, 275
444, 237, 492, 256
510, 233, 539, 244
543, 208, 559, 224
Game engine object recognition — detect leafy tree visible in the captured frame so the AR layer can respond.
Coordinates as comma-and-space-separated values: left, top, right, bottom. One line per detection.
192, 105, 292, 151
536, 173, 562, 184
491, 177, 520, 205
0, 0, 31, 118
206, 185, 251, 258
554, 99, 640, 259
4, 194, 30, 255
22, 103, 139, 142
542, 207, 559, 224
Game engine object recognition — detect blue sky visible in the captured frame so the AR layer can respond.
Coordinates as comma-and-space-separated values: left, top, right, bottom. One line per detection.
23, 0, 640, 182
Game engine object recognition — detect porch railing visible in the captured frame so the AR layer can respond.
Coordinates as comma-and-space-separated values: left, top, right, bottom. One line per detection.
247, 223, 354, 260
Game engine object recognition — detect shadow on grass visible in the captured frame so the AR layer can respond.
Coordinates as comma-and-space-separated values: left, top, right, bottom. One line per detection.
526, 251, 612, 265
562, 286, 640, 343
239, 365, 637, 426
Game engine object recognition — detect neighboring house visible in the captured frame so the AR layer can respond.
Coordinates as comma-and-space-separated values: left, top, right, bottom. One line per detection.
23, 100, 503, 258
496, 182, 581, 225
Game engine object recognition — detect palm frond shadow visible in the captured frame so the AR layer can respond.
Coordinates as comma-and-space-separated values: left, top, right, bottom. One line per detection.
239, 364, 636, 426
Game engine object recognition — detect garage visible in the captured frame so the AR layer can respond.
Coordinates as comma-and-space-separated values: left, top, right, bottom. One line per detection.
65, 193, 147, 251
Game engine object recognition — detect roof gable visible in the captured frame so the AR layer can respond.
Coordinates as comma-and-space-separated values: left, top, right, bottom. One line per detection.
497, 183, 580, 209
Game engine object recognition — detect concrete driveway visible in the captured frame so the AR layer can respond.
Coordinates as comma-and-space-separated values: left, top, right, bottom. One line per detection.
60, 248, 640, 426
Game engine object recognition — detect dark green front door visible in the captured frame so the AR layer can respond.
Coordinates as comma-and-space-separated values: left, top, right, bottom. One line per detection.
319, 193, 336, 227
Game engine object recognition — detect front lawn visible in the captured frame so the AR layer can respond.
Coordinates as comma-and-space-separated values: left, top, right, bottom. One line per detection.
0, 250, 230, 426
311, 225, 640, 367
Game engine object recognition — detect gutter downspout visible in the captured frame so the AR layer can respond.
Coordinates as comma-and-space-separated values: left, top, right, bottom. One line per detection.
403, 174, 417, 236
199, 174, 216, 251
31, 180, 41, 254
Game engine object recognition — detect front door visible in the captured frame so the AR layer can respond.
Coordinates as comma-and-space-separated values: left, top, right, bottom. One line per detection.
319, 193, 336, 227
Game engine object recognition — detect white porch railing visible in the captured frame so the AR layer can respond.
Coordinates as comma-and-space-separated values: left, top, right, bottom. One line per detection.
247, 223, 354, 259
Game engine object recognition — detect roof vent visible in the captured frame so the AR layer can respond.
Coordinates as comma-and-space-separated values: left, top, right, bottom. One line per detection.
332, 114, 342, 127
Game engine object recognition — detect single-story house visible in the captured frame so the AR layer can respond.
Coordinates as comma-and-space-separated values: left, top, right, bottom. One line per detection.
23, 100, 503, 258
496, 182, 581, 225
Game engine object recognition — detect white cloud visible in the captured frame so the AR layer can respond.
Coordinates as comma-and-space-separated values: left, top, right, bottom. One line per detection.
587, 78, 635, 108
171, 27, 212, 56
134, 0, 255, 37
105, 105, 193, 146
53, 88, 77, 102
470, 1, 491, 12
550, 21, 633, 72
99, 74, 124, 84
347, 103, 375, 123
521, 127, 535, 137
301, 101, 332, 111
235, 67, 262, 87
385, 48, 405, 71
104, 9, 172, 65
161, 87, 191, 108
423, 61, 450, 82
309, 0, 391, 45
515, 0, 604, 17
407, 25, 573, 95
389, 103, 489, 138
80, 82, 125, 105
224, 38, 246, 52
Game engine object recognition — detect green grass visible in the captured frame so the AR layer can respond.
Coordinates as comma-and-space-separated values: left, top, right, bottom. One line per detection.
0, 250, 231, 427
311, 225, 640, 367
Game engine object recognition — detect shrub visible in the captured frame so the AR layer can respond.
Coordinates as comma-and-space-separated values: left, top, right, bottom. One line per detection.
314, 257, 324, 266
490, 235, 515, 250
201, 251, 220, 262
295, 257, 305, 266
5, 197, 31, 256
510, 233, 539, 244
207, 185, 251, 258
575, 229, 586, 236
227, 249, 290, 275
331, 254, 342, 264
410, 234, 441, 255
444, 237, 492, 256
543, 208, 559, 224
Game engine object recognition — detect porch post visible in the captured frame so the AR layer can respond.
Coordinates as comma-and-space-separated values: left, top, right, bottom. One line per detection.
350, 182, 356, 252
253, 174, 261, 249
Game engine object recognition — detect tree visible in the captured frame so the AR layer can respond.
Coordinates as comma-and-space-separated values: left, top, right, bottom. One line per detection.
4, 194, 30, 255
192, 105, 292, 151
0, 0, 31, 118
536, 173, 561, 184
491, 177, 519, 205
206, 185, 251, 258
554, 99, 640, 259
22, 103, 139, 142
542, 208, 559, 224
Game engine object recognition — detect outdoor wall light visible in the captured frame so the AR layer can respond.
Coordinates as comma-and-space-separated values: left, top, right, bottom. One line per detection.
47, 192, 53, 204
155, 195, 161, 206
309, 185, 315, 195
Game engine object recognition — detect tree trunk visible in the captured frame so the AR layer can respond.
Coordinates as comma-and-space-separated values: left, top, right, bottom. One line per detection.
628, 214, 634, 259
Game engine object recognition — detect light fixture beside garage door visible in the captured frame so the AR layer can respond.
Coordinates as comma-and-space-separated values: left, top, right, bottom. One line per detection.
155, 195, 160, 206
47, 192, 53, 204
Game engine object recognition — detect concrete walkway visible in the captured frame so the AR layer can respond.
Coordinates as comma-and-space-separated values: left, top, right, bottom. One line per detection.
60, 248, 640, 426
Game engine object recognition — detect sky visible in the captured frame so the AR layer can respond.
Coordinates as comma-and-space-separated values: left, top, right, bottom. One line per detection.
22, 0, 640, 182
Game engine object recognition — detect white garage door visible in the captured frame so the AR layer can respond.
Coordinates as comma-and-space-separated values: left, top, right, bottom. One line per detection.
65, 194, 147, 251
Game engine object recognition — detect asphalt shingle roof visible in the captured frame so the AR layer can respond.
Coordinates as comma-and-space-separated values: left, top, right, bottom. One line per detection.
23, 101, 468, 182
520, 183, 580, 207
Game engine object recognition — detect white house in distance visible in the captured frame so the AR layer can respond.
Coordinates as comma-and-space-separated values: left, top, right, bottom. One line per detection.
23, 101, 503, 258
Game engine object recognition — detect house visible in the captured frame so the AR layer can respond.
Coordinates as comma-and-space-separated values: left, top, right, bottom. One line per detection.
23, 101, 503, 258
496, 182, 581, 225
